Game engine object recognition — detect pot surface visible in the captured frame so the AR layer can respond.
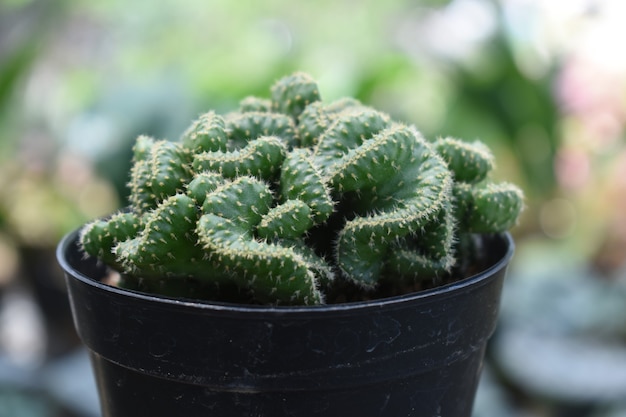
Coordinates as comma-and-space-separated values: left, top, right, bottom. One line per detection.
58, 230, 513, 417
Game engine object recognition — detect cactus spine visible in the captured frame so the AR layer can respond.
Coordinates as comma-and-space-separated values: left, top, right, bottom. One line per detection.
79, 72, 524, 305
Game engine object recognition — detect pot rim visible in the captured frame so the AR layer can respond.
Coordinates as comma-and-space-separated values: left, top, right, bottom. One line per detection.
57, 227, 514, 315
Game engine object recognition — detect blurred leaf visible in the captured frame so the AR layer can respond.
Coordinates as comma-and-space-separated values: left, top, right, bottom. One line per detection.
0, 37, 38, 111
444, 29, 559, 198
0, 0, 65, 113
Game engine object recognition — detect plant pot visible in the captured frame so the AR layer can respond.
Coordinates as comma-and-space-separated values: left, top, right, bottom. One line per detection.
57, 228, 514, 417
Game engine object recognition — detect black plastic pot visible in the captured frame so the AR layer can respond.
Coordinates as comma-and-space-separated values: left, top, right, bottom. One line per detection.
57, 229, 514, 417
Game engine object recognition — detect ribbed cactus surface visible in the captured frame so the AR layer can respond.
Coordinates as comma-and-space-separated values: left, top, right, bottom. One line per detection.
80, 72, 524, 305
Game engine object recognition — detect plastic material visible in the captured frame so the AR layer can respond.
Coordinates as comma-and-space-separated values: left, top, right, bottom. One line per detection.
57, 229, 514, 417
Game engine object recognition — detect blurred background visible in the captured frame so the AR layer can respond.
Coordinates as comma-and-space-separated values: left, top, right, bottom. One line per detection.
1, 0, 625, 415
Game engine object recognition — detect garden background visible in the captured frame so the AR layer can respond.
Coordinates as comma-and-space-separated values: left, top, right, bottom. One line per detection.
1, 0, 626, 416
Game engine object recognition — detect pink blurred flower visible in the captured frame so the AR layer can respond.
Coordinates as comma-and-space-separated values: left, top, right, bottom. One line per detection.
555, 146, 591, 191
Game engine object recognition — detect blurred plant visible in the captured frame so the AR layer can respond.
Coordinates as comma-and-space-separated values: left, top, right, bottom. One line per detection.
0, 158, 119, 250
366, 1, 563, 252
0, 0, 118, 249
0, 0, 75, 295
0, 1, 55, 109
444, 30, 559, 200
556, 54, 626, 272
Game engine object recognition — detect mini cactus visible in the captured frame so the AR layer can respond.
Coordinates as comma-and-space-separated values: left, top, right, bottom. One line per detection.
79, 72, 524, 305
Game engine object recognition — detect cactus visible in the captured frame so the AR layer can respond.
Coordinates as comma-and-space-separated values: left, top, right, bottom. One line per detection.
79, 72, 524, 305
434, 136, 524, 233
270, 71, 321, 120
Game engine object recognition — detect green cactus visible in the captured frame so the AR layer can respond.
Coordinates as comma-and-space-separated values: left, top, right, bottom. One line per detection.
270, 71, 321, 120
226, 111, 297, 149
80, 212, 142, 270
127, 137, 193, 213
192, 136, 287, 181
79, 72, 524, 305
332, 125, 455, 287
434, 137, 524, 233
194, 176, 324, 304
256, 199, 313, 240
313, 108, 391, 176
297, 98, 365, 147
434, 137, 494, 184
181, 111, 228, 154
453, 182, 525, 233
238, 96, 272, 113
114, 194, 205, 279
279, 148, 334, 223
185, 171, 225, 205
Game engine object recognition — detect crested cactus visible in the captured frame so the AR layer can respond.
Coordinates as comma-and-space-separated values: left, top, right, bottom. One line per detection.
79, 72, 524, 305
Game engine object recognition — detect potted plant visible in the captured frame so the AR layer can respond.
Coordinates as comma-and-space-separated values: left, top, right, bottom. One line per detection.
57, 72, 523, 417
